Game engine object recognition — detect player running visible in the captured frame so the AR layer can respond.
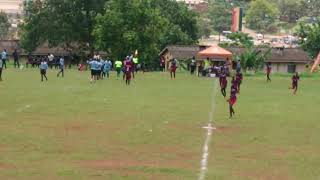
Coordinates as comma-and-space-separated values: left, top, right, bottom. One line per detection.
57, 57, 64, 77
102, 59, 112, 79
266, 62, 272, 82
125, 60, 132, 85
235, 72, 243, 93
170, 59, 177, 79
290, 72, 300, 95
220, 72, 228, 98
40, 60, 49, 82
0, 57, 3, 81
227, 84, 238, 118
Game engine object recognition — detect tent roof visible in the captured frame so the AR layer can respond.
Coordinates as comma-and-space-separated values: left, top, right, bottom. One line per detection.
197, 45, 232, 59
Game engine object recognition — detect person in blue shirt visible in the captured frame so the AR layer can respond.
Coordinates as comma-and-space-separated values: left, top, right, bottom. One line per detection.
0, 58, 3, 81
40, 60, 48, 81
103, 59, 112, 79
57, 57, 65, 77
1, 49, 8, 69
87, 59, 98, 83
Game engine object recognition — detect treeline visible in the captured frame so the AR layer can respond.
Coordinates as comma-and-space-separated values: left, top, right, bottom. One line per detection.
20, 0, 199, 65
200, 0, 320, 37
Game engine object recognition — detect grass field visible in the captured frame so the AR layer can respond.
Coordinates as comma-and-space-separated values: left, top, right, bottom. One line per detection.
0, 68, 320, 180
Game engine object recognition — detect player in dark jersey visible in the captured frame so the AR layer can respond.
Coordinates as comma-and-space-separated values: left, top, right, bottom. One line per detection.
235, 72, 243, 93
220, 73, 228, 98
266, 63, 272, 82
125, 64, 132, 85
170, 59, 177, 79
290, 72, 300, 95
227, 85, 238, 118
231, 76, 238, 93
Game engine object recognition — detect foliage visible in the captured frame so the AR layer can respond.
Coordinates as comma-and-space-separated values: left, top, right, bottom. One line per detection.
20, 0, 198, 65
276, 0, 303, 23
239, 48, 271, 72
0, 11, 10, 40
245, 0, 279, 33
94, 0, 198, 65
197, 17, 212, 39
227, 32, 254, 47
207, 1, 232, 36
296, 21, 320, 58
20, 0, 108, 56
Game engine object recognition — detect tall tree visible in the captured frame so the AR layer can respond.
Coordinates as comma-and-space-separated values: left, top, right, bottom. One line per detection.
296, 21, 320, 58
20, 0, 108, 56
94, 0, 198, 65
277, 0, 303, 23
245, 0, 279, 33
208, 1, 232, 41
0, 11, 10, 40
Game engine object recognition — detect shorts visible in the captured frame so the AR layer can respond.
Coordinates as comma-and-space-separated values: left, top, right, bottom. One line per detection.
91, 69, 95, 76
126, 72, 131, 80
292, 83, 297, 89
171, 66, 177, 72
229, 96, 237, 106
40, 69, 46, 75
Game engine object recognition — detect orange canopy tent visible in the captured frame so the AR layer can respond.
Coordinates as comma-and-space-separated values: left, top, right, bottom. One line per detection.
197, 45, 233, 60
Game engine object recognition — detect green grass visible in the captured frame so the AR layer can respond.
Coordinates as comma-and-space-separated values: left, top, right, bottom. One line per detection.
0, 68, 319, 180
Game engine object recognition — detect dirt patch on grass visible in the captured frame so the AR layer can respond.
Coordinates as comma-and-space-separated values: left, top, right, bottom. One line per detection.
273, 148, 290, 157
216, 143, 241, 149
236, 170, 293, 180
79, 145, 195, 171
0, 163, 15, 169
80, 158, 191, 170
64, 123, 89, 132
216, 126, 245, 134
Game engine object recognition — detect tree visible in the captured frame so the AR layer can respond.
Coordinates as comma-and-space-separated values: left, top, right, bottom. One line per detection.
20, 0, 108, 56
300, 0, 320, 17
245, 0, 279, 33
154, 0, 199, 47
208, 1, 232, 41
277, 0, 303, 23
239, 48, 271, 72
94, 0, 198, 66
227, 32, 254, 47
0, 11, 10, 40
197, 17, 212, 39
296, 21, 320, 58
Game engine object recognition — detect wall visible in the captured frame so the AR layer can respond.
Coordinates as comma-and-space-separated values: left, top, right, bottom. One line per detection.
269, 63, 307, 73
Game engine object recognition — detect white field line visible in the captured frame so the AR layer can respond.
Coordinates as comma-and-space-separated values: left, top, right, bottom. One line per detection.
198, 80, 218, 180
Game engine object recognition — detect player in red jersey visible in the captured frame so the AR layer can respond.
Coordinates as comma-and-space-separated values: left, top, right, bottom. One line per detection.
227, 85, 238, 118
170, 59, 177, 79
266, 62, 272, 82
220, 72, 228, 98
125, 62, 132, 85
290, 72, 300, 95
235, 72, 243, 93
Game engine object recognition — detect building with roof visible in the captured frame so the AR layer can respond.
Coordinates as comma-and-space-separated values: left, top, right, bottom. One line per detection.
176, 0, 209, 12
159, 45, 313, 73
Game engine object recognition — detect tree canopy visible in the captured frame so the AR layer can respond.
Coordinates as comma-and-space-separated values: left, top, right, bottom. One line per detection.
296, 21, 320, 58
0, 11, 10, 40
20, 0, 198, 64
245, 0, 279, 33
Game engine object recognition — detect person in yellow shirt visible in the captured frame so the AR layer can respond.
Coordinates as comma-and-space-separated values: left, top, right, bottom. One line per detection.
115, 60, 123, 79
